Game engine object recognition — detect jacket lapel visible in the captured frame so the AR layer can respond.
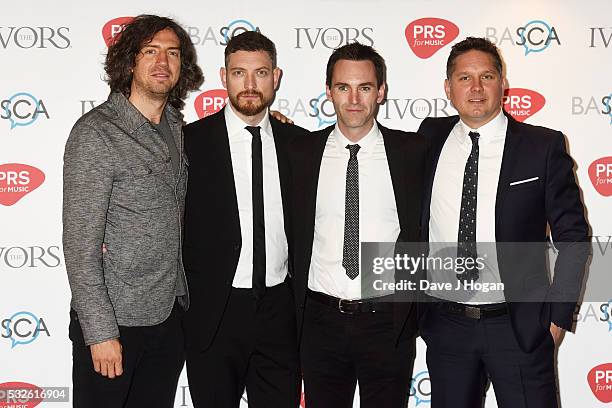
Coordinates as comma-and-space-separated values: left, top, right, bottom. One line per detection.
495, 115, 521, 241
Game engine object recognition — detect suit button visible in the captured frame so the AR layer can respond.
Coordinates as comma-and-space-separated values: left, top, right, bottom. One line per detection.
233, 244, 240, 251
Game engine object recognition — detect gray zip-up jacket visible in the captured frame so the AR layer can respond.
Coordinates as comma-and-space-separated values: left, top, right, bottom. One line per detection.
63, 92, 188, 346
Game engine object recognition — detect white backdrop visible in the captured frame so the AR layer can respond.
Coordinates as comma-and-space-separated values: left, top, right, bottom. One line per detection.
2, 0, 611, 407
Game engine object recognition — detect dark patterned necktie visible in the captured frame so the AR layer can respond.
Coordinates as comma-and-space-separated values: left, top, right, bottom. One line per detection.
457, 131, 480, 283
343, 144, 361, 280
246, 126, 266, 299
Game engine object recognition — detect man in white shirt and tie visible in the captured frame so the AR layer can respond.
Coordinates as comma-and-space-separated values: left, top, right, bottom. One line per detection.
182, 31, 307, 408
287, 42, 427, 408
418, 36, 589, 408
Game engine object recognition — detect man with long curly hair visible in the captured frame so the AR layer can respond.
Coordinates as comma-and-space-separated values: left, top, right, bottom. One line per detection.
62, 14, 203, 407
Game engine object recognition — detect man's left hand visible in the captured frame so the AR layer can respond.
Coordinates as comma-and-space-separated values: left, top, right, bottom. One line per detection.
549, 322, 565, 347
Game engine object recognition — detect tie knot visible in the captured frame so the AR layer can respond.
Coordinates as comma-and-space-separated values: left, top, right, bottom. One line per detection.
245, 126, 261, 138
468, 131, 480, 144
346, 144, 361, 158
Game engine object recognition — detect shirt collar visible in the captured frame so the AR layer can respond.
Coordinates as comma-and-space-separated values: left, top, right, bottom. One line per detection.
332, 121, 380, 153
224, 103, 273, 140
457, 110, 507, 145
108, 92, 182, 134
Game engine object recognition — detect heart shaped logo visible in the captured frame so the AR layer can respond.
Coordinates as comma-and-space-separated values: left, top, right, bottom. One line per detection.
194, 89, 228, 119
102, 16, 134, 47
0, 163, 45, 206
587, 363, 612, 403
0, 381, 45, 408
503, 88, 546, 122
589, 157, 612, 197
405, 18, 459, 59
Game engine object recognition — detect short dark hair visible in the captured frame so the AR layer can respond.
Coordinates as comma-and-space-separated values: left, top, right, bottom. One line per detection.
326, 42, 386, 88
224, 31, 277, 67
104, 14, 204, 110
446, 37, 503, 79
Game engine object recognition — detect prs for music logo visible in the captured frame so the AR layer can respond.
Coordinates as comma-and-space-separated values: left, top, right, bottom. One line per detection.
589, 157, 612, 197
405, 18, 459, 59
102, 16, 134, 47
588, 363, 612, 403
0, 164, 45, 206
193, 89, 228, 119
503, 88, 545, 122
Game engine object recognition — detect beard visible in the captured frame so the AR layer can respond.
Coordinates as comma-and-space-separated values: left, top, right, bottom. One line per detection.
229, 90, 271, 117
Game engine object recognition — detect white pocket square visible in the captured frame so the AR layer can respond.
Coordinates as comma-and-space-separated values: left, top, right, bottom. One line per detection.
509, 177, 539, 186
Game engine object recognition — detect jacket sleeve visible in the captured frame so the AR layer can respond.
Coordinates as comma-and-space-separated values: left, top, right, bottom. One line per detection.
545, 132, 590, 331
63, 121, 119, 345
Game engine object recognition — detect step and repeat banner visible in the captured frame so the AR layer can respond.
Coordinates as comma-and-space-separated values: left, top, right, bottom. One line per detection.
2, 0, 611, 406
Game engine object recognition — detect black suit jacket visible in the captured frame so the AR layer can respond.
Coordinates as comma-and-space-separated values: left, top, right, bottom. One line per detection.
182, 108, 309, 352
418, 113, 589, 352
287, 122, 427, 345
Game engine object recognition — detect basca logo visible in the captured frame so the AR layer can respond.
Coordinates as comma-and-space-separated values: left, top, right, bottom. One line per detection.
502, 88, 545, 122
187, 19, 260, 47
571, 93, 612, 124
589, 157, 612, 197
573, 299, 612, 333
587, 363, 612, 403
0, 381, 44, 408
0, 26, 70, 49
294, 27, 374, 49
380, 97, 453, 120
485, 20, 561, 55
1, 93, 49, 129
589, 27, 612, 48
102, 16, 134, 47
194, 89, 228, 119
409, 370, 431, 405
0, 245, 62, 270
405, 18, 459, 59
0, 164, 45, 206
1, 312, 50, 349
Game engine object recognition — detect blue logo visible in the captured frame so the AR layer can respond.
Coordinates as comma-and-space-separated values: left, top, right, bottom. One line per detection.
518, 20, 560, 55
409, 370, 431, 406
602, 300, 612, 332
310, 92, 336, 128
1, 92, 49, 129
222, 19, 258, 44
1, 311, 50, 349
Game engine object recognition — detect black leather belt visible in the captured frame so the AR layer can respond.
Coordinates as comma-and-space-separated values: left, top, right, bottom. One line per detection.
307, 289, 394, 314
434, 300, 508, 319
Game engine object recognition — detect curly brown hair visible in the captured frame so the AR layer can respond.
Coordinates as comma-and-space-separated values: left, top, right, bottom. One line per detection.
104, 14, 204, 110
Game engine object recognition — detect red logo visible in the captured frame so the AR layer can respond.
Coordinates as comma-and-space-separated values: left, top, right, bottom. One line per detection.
0, 381, 44, 408
102, 17, 134, 47
405, 18, 459, 59
587, 363, 612, 403
194, 89, 228, 119
589, 157, 612, 197
0, 164, 45, 206
503, 88, 546, 122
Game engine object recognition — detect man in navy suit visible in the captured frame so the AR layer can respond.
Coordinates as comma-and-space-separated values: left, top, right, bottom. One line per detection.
418, 37, 589, 407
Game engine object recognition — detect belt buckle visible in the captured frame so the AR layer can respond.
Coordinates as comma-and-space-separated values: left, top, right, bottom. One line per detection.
338, 299, 354, 314
464, 306, 481, 319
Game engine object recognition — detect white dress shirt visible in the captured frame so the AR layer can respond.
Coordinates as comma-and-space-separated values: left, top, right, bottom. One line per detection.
428, 110, 507, 303
225, 105, 288, 288
309, 122, 400, 300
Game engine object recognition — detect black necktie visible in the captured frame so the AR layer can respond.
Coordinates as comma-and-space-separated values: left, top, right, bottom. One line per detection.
343, 144, 360, 280
246, 126, 266, 299
457, 131, 480, 283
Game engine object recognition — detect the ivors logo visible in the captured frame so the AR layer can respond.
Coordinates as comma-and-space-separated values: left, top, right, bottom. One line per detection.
194, 89, 228, 119
587, 363, 612, 403
503, 88, 545, 122
0, 381, 44, 408
0, 164, 45, 206
589, 157, 612, 197
405, 18, 459, 59
102, 17, 134, 47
